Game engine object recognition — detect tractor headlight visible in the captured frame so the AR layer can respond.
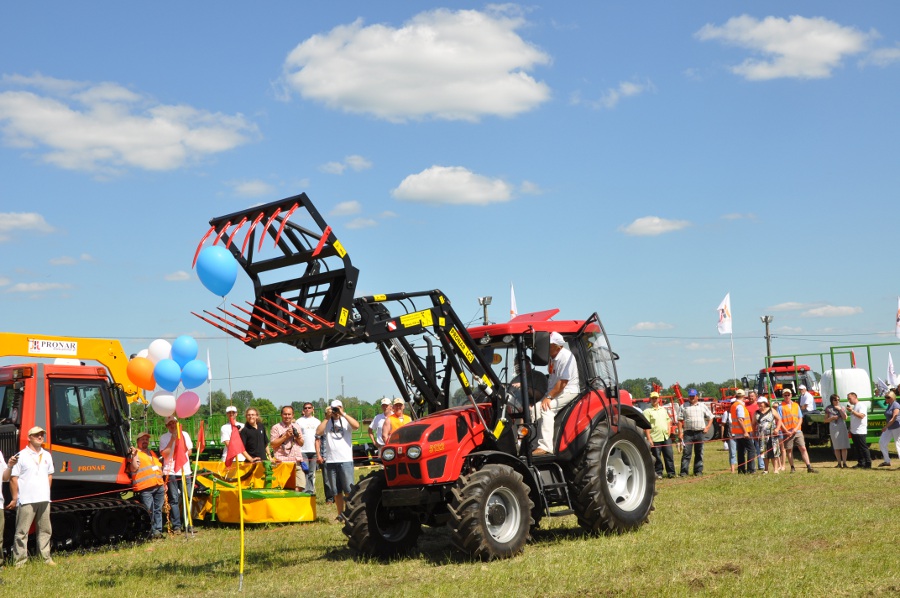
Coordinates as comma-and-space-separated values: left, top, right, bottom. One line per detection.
407, 446, 421, 459
381, 448, 396, 461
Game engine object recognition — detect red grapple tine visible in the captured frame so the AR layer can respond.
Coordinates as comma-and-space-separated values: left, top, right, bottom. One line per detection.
232, 303, 287, 334
217, 306, 274, 338
257, 298, 309, 333
241, 212, 266, 256
311, 225, 332, 258
213, 221, 232, 245
258, 208, 282, 252
192, 311, 252, 342
192, 226, 217, 268
273, 203, 300, 248
226, 216, 248, 249
203, 309, 256, 338
274, 293, 334, 329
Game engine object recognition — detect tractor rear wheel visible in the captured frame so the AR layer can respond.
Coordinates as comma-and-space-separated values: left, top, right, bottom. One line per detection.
570, 417, 655, 534
342, 470, 421, 559
448, 463, 533, 560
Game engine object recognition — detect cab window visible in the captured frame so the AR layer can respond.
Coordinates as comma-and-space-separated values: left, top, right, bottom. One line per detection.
50, 380, 117, 454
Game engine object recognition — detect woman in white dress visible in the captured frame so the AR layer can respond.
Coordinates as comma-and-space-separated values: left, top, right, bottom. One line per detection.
823, 393, 850, 468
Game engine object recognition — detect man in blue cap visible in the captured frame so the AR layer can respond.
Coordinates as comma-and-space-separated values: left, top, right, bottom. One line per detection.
678, 389, 713, 476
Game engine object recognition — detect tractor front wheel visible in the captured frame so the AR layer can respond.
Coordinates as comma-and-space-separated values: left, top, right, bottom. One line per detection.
571, 417, 655, 534
448, 463, 533, 560
342, 470, 421, 559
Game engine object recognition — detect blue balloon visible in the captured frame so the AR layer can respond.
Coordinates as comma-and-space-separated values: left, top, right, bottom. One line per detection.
154, 359, 182, 392
196, 245, 238, 297
181, 359, 208, 390
170, 335, 199, 369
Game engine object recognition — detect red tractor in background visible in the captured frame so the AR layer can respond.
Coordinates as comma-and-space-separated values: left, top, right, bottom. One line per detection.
193, 193, 656, 560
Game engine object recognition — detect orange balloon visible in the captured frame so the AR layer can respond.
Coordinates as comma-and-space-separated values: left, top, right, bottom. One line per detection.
127, 357, 156, 391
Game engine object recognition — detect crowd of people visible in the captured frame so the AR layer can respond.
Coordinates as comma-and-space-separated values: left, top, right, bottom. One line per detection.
642, 385, 900, 478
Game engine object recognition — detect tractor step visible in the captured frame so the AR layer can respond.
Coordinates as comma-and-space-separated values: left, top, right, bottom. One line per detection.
549, 509, 575, 517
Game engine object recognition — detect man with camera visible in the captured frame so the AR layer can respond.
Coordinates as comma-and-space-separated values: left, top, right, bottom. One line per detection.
315, 400, 359, 520
271, 405, 306, 491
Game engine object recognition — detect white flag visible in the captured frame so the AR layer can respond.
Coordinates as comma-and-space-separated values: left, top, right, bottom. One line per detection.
717, 293, 732, 335
895, 297, 900, 339
206, 349, 212, 382
510, 282, 518, 320
889, 353, 899, 387
323, 349, 329, 362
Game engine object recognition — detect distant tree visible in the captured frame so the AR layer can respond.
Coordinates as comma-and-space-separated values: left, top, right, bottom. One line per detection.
209, 389, 229, 414
230, 390, 254, 412
249, 397, 278, 424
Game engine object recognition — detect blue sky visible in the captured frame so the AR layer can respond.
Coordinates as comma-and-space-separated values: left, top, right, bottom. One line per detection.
2, 2, 899, 404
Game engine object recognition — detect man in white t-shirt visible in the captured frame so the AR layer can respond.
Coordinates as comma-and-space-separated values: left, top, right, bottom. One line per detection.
160, 416, 193, 533
220, 405, 245, 462
315, 400, 360, 518
9, 426, 55, 567
368, 398, 391, 450
798, 385, 816, 412
847, 392, 871, 468
296, 401, 321, 494
533, 332, 581, 456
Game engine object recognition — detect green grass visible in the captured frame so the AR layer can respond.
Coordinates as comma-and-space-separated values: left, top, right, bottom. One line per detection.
7, 446, 900, 597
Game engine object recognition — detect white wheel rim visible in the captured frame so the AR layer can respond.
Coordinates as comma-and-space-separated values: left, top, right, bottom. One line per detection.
484, 486, 521, 543
605, 438, 647, 512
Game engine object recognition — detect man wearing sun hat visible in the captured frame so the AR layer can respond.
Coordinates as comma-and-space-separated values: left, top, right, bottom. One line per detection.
9, 426, 55, 567
220, 405, 245, 462
644, 392, 675, 479
368, 397, 392, 451
779, 388, 818, 473
316, 400, 360, 518
532, 332, 581, 456
128, 431, 165, 538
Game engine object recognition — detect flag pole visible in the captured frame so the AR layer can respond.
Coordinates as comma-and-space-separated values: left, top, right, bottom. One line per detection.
238, 459, 245, 591
730, 331, 737, 388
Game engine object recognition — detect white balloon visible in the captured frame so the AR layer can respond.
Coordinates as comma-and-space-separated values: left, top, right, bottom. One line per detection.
136, 349, 149, 359
148, 339, 172, 364
151, 390, 177, 417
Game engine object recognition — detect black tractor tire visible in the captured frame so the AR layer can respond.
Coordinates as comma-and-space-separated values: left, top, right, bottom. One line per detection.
570, 417, 656, 534
448, 463, 533, 560
342, 470, 421, 559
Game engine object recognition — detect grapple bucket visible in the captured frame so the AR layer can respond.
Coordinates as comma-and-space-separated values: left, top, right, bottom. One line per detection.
192, 193, 359, 352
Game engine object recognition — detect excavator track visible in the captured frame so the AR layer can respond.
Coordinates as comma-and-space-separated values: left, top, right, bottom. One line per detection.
3, 496, 152, 554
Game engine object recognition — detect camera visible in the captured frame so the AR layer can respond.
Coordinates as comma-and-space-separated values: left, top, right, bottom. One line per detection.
332, 407, 341, 415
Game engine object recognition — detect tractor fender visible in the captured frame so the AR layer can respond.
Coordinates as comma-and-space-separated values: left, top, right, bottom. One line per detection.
463, 450, 541, 498
619, 404, 651, 430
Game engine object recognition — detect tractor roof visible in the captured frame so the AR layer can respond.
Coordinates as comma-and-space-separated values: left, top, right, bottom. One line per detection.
467, 309, 598, 340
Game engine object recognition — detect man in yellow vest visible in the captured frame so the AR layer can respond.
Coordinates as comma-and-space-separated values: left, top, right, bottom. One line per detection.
128, 431, 166, 538
729, 389, 757, 474
779, 389, 818, 474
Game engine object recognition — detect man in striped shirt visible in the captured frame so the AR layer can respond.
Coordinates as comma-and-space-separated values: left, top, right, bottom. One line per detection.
678, 389, 713, 476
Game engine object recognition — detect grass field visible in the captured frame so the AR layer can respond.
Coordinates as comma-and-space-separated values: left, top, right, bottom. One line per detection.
4, 445, 899, 597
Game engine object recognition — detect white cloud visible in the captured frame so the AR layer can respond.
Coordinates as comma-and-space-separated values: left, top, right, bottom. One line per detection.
722, 212, 756, 221
685, 342, 715, 351
519, 180, 542, 195
379, 210, 398, 219
49, 256, 76, 266
861, 45, 900, 67
165, 271, 191, 282
319, 155, 373, 175
573, 78, 655, 110
620, 216, 691, 236
768, 301, 818, 311
330, 201, 362, 217
802, 305, 862, 317
777, 326, 802, 333
0, 277, 9, 287
281, 7, 551, 122
0, 212, 54, 242
0, 74, 260, 174
229, 179, 275, 198
7, 282, 72, 293
693, 357, 724, 365
695, 15, 872, 80
392, 166, 513, 205
346, 217, 378, 229
630, 321, 674, 331
80, 253, 94, 261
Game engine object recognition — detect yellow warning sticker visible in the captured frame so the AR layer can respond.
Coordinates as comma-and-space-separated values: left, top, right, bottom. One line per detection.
439, 295, 445, 304
439, 317, 445, 327
459, 372, 469, 388
481, 374, 493, 388
373, 294, 387, 302
449, 327, 475, 363
339, 307, 349, 327
333, 240, 347, 258
400, 309, 433, 329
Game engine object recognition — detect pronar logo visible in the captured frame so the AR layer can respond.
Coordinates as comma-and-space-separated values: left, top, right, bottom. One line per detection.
27, 338, 78, 356
60, 461, 72, 472
449, 327, 475, 363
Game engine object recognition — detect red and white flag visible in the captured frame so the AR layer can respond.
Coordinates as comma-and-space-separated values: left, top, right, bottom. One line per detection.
196, 420, 206, 456
510, 282, 518, 320
895, 297, 900, 340
224, 413, 245, 466
889, 353, 899, 388
716, 293, 732, 335
173, 423, 190, 474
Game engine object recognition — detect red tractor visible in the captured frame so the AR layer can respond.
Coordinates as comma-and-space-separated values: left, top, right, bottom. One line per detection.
193, 193, 656, 560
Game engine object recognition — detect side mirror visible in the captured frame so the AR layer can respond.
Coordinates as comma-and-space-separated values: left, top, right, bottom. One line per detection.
741, 376, 749, 389
531, 332, 550, 367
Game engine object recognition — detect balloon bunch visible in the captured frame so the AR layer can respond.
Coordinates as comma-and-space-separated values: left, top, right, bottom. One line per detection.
126, 335, 208, 418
